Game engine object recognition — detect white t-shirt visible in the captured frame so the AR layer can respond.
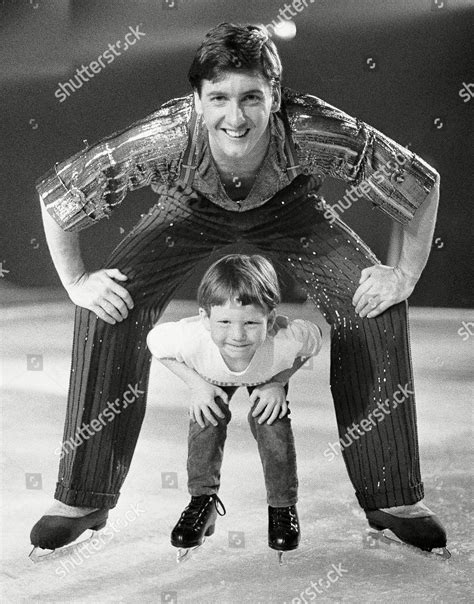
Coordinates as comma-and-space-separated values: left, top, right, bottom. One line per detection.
147, 315, 322, 387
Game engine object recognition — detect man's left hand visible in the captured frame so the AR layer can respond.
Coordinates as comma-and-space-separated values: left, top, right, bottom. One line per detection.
352, 265, 417, 318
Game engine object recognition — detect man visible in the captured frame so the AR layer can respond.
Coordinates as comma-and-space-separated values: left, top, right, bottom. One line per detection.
31, 22, 446, 556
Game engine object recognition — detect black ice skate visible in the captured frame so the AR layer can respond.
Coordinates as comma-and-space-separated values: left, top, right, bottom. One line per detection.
268, 505, 300, 564
171, 494, 226, 562
29, 509, 108, 563
365, 507, 450, 560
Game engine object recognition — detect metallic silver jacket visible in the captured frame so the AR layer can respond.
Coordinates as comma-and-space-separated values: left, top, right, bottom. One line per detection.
36, 88, 439, 232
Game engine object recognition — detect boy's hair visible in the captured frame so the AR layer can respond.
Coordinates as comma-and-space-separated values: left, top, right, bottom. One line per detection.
188, 22, 282, 95
198, 254, 281, 315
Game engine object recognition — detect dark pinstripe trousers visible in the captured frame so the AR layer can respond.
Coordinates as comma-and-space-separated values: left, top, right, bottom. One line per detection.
55, 174, 424, 511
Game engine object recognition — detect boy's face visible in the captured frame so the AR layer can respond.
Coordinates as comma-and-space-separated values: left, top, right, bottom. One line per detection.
200, 300, 275, 366
194, 70, 280, 161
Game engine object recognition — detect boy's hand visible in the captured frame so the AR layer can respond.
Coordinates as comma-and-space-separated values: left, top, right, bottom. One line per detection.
249, 383, 288, 425
190, 382, 229, 428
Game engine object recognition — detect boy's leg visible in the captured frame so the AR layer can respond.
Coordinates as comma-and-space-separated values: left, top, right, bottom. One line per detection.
246, 176, 423, 510
187, 388, 236, 496
55, 186, 236, 509
246, 385, 298, 507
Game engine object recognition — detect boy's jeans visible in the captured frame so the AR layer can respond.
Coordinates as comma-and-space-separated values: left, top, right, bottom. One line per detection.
187, 385, 298, 508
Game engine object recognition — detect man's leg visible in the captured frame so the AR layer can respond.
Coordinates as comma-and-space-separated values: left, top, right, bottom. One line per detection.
55, 186, 234, 509
247, 177, 423, 510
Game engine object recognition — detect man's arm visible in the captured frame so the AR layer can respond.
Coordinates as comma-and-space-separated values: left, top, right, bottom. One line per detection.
283, 89, 440, 317
40, 200, 133, 324
36, 94, 192, 232
390, 176, 440, 281
37, 96, 192, 321
353, 176, 440, 318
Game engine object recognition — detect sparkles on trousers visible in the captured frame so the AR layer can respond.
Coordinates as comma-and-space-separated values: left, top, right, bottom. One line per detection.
55, 174, 424, 511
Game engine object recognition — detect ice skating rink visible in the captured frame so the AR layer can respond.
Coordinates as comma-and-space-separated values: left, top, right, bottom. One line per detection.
1, 289, 473, 603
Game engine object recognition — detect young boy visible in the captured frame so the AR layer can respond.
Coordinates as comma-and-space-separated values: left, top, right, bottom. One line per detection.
146, 254, 322, 556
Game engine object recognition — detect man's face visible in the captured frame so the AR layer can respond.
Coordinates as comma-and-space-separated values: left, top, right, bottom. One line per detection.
194, 70, 280, 161
200, 300, 275, 367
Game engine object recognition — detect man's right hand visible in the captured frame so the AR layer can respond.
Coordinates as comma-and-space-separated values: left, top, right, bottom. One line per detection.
65, 268, 134, 324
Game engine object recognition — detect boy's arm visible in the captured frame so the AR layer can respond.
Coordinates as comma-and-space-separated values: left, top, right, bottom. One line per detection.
158, 358, 219, 390
248, 357, 308, 426
249, 320, 322, 425
248, 356, 310, 425
158, 358, 229, 428
268, 356, 310, 385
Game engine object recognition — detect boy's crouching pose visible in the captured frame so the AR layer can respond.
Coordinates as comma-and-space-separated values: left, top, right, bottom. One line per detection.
147, 254, 322, 557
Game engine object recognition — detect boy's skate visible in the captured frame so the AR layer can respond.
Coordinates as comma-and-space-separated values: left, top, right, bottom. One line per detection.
29, 508, 108, 563
171, 494, 226, 563
364, 503, 450, 560
268, 504, 300, 565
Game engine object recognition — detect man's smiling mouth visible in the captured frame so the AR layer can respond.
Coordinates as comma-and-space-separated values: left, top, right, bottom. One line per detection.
222, 128, 250, 139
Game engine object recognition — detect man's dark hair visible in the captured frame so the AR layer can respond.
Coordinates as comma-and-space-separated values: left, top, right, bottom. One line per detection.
188, 22, 282, 95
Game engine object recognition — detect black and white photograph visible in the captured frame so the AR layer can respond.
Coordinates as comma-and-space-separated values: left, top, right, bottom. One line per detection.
1, 0, 472, 602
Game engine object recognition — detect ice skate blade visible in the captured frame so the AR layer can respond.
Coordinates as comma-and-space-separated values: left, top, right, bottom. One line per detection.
176, 544, 202, 563
271, 548, 299, 566
176, 538, 206, 564
365, 529, 451, 560
29, 529, 100, 563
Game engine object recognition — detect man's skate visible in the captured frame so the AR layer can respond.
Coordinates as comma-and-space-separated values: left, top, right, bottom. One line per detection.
29, 509, 108, 563
268, 504, 300, 565
171, 494, 226, 563
364, 504, 450, 560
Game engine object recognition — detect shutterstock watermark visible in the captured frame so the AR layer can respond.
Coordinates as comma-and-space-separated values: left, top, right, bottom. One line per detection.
324, 382, 414, 462
55, 24, 146, 103
55, 502, 145, 578
457, 320, 474, 341
458, 81, 473, 103
323, 152, 408, 224
55, 382, 145, 459
265, 0, 316, 37
284, 563, 348, 602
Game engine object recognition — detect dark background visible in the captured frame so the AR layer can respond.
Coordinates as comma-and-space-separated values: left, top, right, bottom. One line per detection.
0, 0, 472, 306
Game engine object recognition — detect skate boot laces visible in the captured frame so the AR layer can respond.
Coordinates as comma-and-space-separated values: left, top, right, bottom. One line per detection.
270, 505, 299, 532
178, 494, 226, 529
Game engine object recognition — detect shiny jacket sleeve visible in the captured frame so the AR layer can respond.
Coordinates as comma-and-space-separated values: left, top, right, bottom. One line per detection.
283, 88, 439, 225
36, 94, 193, 232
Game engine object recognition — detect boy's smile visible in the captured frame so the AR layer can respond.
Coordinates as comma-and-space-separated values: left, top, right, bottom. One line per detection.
200, 300, 275, 371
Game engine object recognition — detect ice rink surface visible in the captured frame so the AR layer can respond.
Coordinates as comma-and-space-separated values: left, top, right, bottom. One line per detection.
1, 294, 473, 603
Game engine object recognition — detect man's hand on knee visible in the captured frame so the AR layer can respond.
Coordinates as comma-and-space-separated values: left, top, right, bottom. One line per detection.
66, 268, 134, 324
352, 265, 417, 318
